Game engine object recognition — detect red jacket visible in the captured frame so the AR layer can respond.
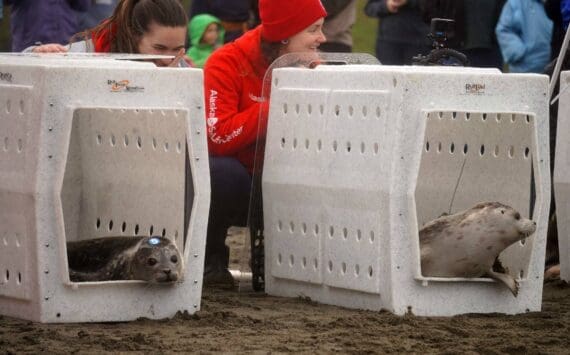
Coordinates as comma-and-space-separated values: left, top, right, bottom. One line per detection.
203, 26, 270, 172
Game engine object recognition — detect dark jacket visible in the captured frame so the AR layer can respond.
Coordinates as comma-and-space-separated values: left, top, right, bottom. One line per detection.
75, 0, 118, 32
545, 0, 564, 60
6, 0, 90, 52
365, 0, 429, 46
461, 0, 504, 50
420, 0, 504, 50
190, 0, 250, 22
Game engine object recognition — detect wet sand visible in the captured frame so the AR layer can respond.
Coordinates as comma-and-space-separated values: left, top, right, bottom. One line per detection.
1, 230, 569, 354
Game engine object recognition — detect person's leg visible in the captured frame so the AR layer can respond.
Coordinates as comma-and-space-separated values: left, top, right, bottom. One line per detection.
401, 43, 431, 65
463, 47, 503, 69
376, 40, 401, 65
204, 156, 251, 285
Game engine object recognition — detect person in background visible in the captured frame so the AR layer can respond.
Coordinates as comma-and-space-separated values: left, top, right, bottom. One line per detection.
189, 0, 252, 43
320, 0, 357, 53
76, 0, 119, 32
27, 0, 189, 68
186, 14, 225, 68
458, 0, 505, 69
420, 0, 504, 69
202, 0, 327, 285
545, 0, 564, 60
495, 0, 553, 73
364, 0, 430, 65
5, 0, 90, 52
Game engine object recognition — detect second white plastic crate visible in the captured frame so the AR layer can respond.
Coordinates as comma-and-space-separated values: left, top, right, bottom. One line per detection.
262, 64, 550, 316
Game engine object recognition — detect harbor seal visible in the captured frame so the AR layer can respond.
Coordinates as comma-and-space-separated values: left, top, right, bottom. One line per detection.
67, 236, 183, 283
420, 202, 536, 296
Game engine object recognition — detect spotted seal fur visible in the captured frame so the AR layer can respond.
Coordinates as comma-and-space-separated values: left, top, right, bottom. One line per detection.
420, 202, 536, 296
67, 236, 183, 283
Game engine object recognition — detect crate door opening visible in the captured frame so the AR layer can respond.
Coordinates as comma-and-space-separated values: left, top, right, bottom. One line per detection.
61, 108, 188, 283
414, 111, 538, 289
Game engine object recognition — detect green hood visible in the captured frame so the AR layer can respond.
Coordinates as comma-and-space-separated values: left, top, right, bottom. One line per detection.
188, 14, 225, 47
186, 14, 225, 68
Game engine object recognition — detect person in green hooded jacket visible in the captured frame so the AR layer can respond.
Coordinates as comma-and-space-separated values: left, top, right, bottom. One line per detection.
187, 14, 225, 68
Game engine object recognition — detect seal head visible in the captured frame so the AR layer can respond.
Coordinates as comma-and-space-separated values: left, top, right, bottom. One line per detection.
129, 236, 183, 283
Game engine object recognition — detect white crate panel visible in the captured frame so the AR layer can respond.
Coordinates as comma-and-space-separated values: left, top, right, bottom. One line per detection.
415, 110, 536, 279
0, 85, 34, 176
61, 108, 185, 247
265, 88, 330, 187
554, 71, 570, 281
416, 111, 534, 223
322, 204, 381, 294
556, 184, 570, 281
266, 186, 323, 284
0, 194, 33, 301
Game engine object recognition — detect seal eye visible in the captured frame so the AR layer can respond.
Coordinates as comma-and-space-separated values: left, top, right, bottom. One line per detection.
170, 255, 178, 264
500, 210, 505, 214
147, 257, 158, 266
514, 212, 521, 220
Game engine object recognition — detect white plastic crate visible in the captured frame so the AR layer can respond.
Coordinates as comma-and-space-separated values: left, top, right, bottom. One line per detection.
0, 54, 210, 322
262, 65, 550, 316
554, 71, 570, 282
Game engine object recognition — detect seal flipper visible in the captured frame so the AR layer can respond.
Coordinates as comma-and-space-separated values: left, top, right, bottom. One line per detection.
485, 268, 519, 297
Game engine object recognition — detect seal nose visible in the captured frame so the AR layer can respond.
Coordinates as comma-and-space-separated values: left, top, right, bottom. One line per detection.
162, 269, 177, 282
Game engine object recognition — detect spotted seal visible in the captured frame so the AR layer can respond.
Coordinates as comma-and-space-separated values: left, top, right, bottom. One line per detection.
420, 202, 536, 296
67, 236, 183, 283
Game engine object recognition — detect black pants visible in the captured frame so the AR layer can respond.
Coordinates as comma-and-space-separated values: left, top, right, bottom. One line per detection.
462, 47, 503, 70
376, 40, 430, 65
205, 156, 251, 270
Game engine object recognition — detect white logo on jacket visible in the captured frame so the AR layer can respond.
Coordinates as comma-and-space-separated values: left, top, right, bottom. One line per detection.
249, 93, 265, 103
207, 117, 218, 127
207, 89, 244, 144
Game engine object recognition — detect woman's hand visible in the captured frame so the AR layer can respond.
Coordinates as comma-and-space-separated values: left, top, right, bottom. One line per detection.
167, 48, 194, 67
31, 44, 69, 53
386, 0, 407, 13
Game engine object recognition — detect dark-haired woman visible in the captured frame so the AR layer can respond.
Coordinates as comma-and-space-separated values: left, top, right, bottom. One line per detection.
29, 0, 189, 67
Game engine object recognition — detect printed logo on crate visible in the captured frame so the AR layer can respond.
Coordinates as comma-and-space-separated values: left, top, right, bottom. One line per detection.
0, 72, 13, 83
465, 83, 485, 95
107, 79, 144, 93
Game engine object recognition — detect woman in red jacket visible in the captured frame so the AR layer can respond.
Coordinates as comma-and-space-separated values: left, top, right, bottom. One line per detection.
203, 0, 327, 285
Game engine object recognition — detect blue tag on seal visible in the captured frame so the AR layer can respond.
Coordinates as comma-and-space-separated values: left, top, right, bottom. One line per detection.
148, 237, 161, 245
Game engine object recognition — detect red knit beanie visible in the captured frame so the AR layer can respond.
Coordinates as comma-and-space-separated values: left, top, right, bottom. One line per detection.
259, 0, 327, 42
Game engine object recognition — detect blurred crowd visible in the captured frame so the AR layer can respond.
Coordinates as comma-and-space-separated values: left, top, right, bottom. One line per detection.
0, 0, 567, 74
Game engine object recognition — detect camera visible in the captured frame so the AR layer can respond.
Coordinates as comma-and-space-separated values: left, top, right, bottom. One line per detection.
429, 18, 455, 49
412, 18, 469, 67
